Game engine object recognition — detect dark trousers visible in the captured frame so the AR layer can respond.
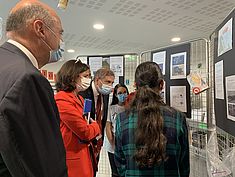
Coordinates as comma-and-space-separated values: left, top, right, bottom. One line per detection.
93, 153, 99, 177
108, 152, 120, 177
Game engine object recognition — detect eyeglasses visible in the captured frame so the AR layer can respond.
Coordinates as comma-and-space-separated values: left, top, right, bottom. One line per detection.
75, 59, 80, 63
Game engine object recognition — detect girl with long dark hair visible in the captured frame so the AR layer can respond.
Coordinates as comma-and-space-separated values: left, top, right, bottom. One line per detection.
114, 62, 190, 177
103, 83, 129, 177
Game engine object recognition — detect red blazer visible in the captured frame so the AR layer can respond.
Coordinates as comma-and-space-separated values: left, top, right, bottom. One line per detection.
55, 91, 100, 177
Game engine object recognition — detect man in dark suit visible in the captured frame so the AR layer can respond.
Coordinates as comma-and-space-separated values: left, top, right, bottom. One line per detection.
79, 68, 115, 174
0, 1, 67, 177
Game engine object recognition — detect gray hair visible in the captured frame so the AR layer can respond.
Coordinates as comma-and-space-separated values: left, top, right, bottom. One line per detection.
6, 4, 55, 32
94, 68, 115, 80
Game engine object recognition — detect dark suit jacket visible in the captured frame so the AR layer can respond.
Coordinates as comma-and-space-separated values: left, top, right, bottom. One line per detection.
0, 42, 68, 177
79, 83, 109, 137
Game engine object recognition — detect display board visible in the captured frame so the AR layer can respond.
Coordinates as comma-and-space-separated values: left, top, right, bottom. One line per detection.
214, 9, 235, 136
87, 55, 125, 85
151, 43, 191, 118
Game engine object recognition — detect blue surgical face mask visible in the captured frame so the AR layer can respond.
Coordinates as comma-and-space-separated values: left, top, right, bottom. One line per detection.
48, 40, 65, 63
41, 24, 65, 63
117, 93, 127, 103
98, 82, 113, 95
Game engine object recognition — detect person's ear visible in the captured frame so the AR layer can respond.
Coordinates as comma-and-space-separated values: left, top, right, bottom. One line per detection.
159, 80, 164, 91
33, 20, 45, 38
95, 77, 101, 87
94, 77, 98, 84
133, 82, 136, 88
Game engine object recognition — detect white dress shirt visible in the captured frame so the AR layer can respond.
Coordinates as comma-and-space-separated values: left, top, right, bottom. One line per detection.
92, 81, 103, 118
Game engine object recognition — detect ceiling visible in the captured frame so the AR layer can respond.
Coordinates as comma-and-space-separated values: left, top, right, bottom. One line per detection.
0, 0, 235, 59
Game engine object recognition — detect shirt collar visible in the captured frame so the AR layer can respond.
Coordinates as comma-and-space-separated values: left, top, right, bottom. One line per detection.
7, 39, 39, 69
92, 81, 99, 97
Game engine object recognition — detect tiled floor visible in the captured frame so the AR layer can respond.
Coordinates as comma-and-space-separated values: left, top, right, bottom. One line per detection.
97, 174, 110, 177
97, 147, 208, 177
97, 149, 111, 177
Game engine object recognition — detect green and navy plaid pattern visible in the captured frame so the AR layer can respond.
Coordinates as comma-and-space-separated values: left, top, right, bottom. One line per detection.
114, 106, 190, 177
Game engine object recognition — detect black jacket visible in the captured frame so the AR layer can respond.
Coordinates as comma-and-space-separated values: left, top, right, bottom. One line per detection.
79, 83, 109, 137
0, 42, 68, 177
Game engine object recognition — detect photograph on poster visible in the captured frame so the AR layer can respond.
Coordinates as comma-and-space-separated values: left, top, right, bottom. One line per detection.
170, 52, 186, 79
89, 57, 102, 76
102, 57, 110, 69
170, 86, 187, 112
218, 18, 233, 57
153, 51, 166, 75
110, 56, 123, 76
215, 60, 224, 99
226, 75, 235, 121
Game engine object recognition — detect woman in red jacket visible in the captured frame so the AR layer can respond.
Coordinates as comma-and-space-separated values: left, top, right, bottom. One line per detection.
55, 60, 101, 177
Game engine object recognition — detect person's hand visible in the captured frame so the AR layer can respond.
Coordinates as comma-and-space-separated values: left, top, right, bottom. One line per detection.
96, 134, 102, 140
89, 118, 96, 123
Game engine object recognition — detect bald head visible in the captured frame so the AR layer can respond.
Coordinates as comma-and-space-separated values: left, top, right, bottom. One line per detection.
6, 0, 59, 33
5, 0, 63, 68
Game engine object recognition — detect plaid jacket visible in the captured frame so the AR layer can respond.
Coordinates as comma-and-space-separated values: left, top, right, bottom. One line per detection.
114, 106, 190, 177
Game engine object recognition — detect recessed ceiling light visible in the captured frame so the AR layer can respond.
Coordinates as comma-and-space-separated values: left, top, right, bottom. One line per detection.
93, 23, 104, 30
171, 37, 181, 42
67, 49, 75, 53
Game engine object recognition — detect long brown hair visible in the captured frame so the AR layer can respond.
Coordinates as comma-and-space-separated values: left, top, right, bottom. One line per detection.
56, 60, 89, 92
131, 61, 167, 168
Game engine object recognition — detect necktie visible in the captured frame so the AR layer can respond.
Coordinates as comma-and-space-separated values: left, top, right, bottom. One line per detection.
94, 94, 103, 156
96, 94, 102, 128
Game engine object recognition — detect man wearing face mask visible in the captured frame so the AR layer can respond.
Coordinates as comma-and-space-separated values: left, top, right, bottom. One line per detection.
79, 68, 115, 175
0, 1, 67, 177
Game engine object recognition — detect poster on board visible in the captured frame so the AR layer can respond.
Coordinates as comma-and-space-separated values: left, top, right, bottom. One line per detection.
187, 72, 208, 94
170, 86, 187, 112
226, 75, 235, 121
48, 72, 54, 80
153, 51, 166, 75
89, 57, 102, 76
218, 18, 233, 57
110, 56, 123, 76
77, 56, 87, 64
41, 70, 47, 78
170, 52, 187, 79
215, 60, 224, 99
